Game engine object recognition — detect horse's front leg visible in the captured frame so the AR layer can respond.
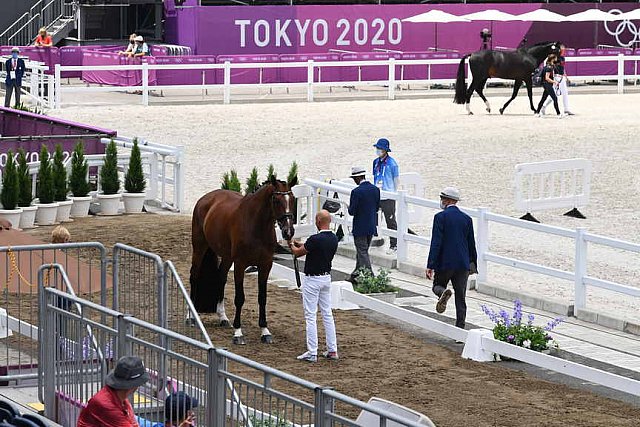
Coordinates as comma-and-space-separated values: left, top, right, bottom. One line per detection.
217, 258, 233, 327
499, 79, 522, 115
232, 263, 246, 345
258, 262, 274, 344
524, 79, 536, 112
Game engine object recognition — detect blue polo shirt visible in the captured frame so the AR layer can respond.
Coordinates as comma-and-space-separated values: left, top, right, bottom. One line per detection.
372, 155, 399, 195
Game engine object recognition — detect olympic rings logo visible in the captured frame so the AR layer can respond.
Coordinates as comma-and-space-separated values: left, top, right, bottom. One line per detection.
603, 9, 640, 48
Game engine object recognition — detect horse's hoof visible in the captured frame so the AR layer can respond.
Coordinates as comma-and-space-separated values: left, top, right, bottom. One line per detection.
232, 336, 246, 345
499, 108, 504, 115
261, 335, 273, 344
486, 108, 491, 113
220, 319, 231, 328
468, 112, 474, 115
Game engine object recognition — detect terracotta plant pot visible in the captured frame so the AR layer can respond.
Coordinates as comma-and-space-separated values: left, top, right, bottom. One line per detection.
19, 206, 37, 229
35, 202, 59, 226
70, 196, 92, 218
97, 193, 121, 216
56, 199, 73, 222
122, 192, 146, 214
0, 208, 23, 230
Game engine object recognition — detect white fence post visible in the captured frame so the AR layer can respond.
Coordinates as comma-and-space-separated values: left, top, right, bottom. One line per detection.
223, 61, 231, 104
574, 227, 587, 312
476, 207, 489, 284
307, 60, 314, 102
142, 62, 149, 106
54, 64, 61, 109
617, 54, 624, 95
47, 74, 54, 109
148, 152, 159, 204
396, 190, 408, 262
388, 58, 396, 100
175, 147, 185, 212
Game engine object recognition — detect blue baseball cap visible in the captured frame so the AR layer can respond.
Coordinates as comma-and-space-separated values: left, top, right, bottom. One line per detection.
165, 391, 199, 422
373, 138, 391, 152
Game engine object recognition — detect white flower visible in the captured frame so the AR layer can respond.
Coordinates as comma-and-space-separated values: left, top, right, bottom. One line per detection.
523, 339, 531, 349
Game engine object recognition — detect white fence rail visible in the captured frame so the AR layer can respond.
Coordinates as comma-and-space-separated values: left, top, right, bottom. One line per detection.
298, 177, 640, 317
52, 54, 640, 107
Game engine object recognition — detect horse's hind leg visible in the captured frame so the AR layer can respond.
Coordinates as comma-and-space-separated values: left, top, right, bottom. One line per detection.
216, 258, 233, 327
475, 78, 491, 113
500, 79, 523, 115
464, 79, 477, 115
258, 262, 274, 344
232, 263, 247, 345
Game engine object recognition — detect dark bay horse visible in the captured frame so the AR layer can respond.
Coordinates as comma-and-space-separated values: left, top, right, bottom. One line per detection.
453, 41, 560, 115
190, 175, 297, 345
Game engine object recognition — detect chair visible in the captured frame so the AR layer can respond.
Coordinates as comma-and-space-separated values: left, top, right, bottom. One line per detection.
19, 414, 49, 427
355, 397, 436, 427
0, 408, 13, 422
0, 401, 19, 418
10, 417, 41, 427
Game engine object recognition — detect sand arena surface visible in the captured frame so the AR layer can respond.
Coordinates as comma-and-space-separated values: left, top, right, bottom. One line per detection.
50, 92, 640, 321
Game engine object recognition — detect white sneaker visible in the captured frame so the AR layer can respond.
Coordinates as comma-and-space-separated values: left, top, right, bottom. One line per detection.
296, 351, 317, 363
540, 109, 546, 116
534, 113, 541, 118
386, 247, 397, 255
559, 113, 566, 119
565, 111, 575, 116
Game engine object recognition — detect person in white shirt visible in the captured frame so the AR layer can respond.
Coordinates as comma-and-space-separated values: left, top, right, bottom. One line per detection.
127, 35, 149, 58
118, 33, 137, 56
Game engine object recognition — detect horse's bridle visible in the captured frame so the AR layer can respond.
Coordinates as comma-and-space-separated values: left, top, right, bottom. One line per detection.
272, 190, 295, 224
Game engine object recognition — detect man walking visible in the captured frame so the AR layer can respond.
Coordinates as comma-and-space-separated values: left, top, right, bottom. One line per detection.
425, 187, 477, 329
290, 210, 339, 363
348, 166, 380, 282
4, 47, 26, 109
372, 138, 400, 254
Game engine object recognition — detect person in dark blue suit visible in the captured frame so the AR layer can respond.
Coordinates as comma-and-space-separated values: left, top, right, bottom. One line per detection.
4, 47, 26, 108
426, 187, 477, 329
348, 166, 380, 281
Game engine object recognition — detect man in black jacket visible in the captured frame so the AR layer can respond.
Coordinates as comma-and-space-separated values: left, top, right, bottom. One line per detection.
4, 47, 26, 108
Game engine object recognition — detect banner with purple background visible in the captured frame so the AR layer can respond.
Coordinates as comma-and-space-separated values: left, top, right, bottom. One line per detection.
164, 3, 640, 56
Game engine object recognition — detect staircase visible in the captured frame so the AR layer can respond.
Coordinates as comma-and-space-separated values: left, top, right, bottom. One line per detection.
0, 0, 76, 46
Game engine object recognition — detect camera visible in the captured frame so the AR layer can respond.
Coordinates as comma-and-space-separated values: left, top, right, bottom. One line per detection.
480, 28, 492, 41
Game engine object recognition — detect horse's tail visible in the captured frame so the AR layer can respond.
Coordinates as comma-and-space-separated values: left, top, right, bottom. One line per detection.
453, 54, 471, 104
190, 213, 219, 313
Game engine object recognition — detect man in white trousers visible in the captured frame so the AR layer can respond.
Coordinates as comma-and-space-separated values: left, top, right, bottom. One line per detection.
290, 210, 339, 362
541, 44, 574, 116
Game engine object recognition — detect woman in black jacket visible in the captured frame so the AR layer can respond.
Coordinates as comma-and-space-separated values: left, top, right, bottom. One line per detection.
535, 54, 563, 118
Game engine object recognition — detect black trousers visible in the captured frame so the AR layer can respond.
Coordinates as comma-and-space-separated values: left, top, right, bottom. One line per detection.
4, 82, 20, 108
433, 270, 469, 329
536, 83, 560, 115
380, 199, 398, 248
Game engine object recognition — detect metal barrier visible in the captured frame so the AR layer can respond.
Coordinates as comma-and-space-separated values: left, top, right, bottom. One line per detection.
0, 242, 107, 384
40, 285, 429, 427
52, 54, 640, 107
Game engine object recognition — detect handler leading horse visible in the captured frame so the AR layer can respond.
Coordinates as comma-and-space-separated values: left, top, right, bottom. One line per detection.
190, 175, 297, 345
453, 41, 560, 115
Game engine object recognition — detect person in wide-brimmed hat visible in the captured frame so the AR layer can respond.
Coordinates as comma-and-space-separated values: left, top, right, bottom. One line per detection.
347, 166, 380, 282
77, 356, 150, 427
372, 138, 400, 254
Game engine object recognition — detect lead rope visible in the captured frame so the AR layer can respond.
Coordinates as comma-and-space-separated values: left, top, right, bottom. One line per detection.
6, 246, 51, 289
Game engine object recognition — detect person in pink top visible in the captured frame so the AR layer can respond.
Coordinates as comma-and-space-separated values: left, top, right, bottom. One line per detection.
77, 356, 150, 427
34, 28, 53, 47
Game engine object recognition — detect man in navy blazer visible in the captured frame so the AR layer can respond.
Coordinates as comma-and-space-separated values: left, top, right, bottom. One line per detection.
4, 47, 26, 108
348, 166, 380, 281
426, 187, 477, 329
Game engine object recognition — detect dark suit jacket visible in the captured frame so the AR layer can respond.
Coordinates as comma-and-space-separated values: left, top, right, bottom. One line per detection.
5, 58, 26, 86
348, 181, 380, 237
427, 205, 477, 271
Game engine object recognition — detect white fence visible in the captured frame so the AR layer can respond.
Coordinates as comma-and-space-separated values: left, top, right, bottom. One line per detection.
297, 177, 640, 317
514, 158, 591, 214
51, 54, 640, 107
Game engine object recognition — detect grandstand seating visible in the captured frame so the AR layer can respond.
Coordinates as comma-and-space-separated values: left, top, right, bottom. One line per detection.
0, 400, 54, 427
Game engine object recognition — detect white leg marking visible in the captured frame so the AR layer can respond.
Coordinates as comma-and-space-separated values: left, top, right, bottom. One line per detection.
234, 328, 243, 338
217, 301, 229, 322
485, 100, 491, 112
261, 327, 271, 337
465, 103, 471, 114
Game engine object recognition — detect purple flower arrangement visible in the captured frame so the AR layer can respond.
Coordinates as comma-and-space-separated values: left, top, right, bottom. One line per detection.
481, 299, 562, 352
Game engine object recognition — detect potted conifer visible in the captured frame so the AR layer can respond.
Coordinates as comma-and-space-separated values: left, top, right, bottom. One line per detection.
122, 138, 146, 213
0, 151, 23, 229
69, 142, 92, 218
53, 144, 73, 222
35, 145, 58, 225
97, 139, 121, 215
17, 149, 37, 229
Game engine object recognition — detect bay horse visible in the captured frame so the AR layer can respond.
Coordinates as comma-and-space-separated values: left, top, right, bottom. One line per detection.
190, 175, 297, 345
453, 41, 561, 115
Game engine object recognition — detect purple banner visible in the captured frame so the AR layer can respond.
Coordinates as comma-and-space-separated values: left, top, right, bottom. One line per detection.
165, 3, 640, 56
81, 52, 158, 87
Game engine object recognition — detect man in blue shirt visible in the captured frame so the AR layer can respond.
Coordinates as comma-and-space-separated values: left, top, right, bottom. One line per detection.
372, 138, 400, 254
347, 166, 380, 282
426, 187, 477, 329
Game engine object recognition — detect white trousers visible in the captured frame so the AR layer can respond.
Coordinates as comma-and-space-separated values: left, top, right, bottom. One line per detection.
542, 77, 570, 113
302, 275, 337, 355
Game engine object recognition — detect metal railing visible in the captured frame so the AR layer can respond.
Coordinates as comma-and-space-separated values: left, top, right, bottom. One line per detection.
0, 0, 75, 46
40, 285, 430, 427
52, 53, 640, 107
300, 178, 640, 319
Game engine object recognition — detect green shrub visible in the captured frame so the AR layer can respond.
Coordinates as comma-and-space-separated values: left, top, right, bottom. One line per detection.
100, 139, 120, 195
267, 164, 276, 181
287, 161, 298, 185
353, 268, 397, 294
245, 167, 259, 194
248, 414, 292, 427
69, 142, 91, 197
52, 144, 68, 201
37, 145, 55, 204
221, 172, 231, 190
16, 149, 33, 207
124, 138, 146, 193
1, 151, 20, 210
229, 170, 241, 192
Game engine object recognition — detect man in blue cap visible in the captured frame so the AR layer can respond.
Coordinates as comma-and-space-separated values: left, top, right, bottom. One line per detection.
372, 138, 400, 254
